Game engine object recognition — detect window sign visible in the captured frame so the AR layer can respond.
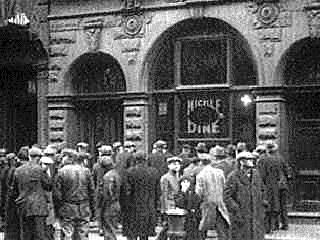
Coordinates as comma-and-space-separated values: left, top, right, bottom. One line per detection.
180, 93, 229, 138
158, 102, 168, 116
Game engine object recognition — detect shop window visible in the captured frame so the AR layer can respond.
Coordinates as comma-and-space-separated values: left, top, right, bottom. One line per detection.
178, 37, 228, 85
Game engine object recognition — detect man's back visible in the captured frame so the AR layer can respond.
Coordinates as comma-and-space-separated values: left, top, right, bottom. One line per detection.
55, 164, 94, 204
14, 162, 51, 217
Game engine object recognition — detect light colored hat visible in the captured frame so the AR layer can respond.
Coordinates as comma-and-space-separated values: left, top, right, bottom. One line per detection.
40, 156, 54, 164
236, 151, 255, 167
195, 142, 208, 153
29, 147, 43, 157
112, 141, 122, 149
124, 141, 135, 148
99, 145, 113, 155
255, 144, 267, 153
167, 156, 182, 164
154, 140, 166, 148
76, 142, 89, 148
44, 147, 57, 156
209, 145, 226, 157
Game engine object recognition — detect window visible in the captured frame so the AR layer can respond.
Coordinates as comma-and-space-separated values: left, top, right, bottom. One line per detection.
175, 37, 229, 86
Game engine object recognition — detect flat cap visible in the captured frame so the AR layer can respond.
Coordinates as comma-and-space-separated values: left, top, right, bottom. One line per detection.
99, 145, 113, 155
29, 147, 43, 157
236, 151, 255, 161
167, 156, 182, 164
40, 156, 54, 164
195, 142, 208, 153
124, 141, 135, 148
44, 147, 57, 155
209, 145, 226, 157
76, 142, 89, 148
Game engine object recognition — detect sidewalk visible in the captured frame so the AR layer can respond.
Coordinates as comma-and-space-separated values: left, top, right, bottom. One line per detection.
265, 223, 320, 240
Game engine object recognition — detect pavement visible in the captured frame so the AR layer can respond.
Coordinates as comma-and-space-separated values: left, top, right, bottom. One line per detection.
87, 223, 320, 240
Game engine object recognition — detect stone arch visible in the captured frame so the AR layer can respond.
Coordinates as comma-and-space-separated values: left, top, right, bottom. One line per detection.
141, 17, 258, 91
65, 51, 126, 94
275, 37, 320, 85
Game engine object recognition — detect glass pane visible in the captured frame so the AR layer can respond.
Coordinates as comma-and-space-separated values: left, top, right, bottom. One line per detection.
180, 38, 227, 85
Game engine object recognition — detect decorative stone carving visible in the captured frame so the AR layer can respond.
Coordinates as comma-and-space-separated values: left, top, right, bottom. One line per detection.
305, 0, 320, 38
121, 0, 141, 9
262, 41, 275, 57
83, 18, 104, 52
248, 1, 292, 58
189, 6, 205, 19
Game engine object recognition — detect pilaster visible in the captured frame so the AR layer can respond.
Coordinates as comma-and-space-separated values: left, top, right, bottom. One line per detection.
123, 98, 149, 153
255, 91, 288, 160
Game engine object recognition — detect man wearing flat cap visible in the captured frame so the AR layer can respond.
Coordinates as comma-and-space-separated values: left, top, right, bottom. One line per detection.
121, 152, 160, 240
54, 148, 95, 240
178, 144, 194, 173
114, 141, 135, 176
148, 140, 173, 179
195, 153, 230, 240
256, 141, 282, 233
224, 151, 266, 240
10, 147, 52, 240
210, 145, 234, 178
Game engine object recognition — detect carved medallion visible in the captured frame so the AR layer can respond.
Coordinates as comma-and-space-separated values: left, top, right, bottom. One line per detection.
124, 15, 143, 36
257, 3, 280, 25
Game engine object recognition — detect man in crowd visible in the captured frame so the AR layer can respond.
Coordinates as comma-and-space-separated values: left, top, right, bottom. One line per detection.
160, 157, 181, 213
12, 147, 52, 240
210, 145, 234, 178
148, 140, 172, 178
121, 152, 160, 240
224, 151, 266, 240
178, 144, 194, 173
93, 145, 114, 188
196, 153, 230, 240
53, 149, 95, 240
257, 141, 282, 233
96, 155, 121, 240
115, 141, 135, 175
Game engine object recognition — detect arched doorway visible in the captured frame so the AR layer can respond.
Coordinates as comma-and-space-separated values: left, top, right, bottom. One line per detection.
282, 38, 320, 210
0, 25, 47, 152
67, 52, 126, 153
145, 18, 258, 153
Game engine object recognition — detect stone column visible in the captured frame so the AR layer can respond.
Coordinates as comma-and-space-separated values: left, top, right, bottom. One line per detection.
35, 61, 49, 147
123, 98, 149, 153
255, 93, 288, 161
47, 98, 77, 148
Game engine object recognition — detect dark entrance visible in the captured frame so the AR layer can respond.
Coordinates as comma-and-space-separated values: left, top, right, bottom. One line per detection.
67, 52, 126, 154
0, 66, 37, 151
0, 26, 46, 152
284, 38, 320, 210
77, 100, 124, 152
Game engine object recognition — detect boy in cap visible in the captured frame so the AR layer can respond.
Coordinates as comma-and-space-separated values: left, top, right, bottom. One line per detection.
160, 156, 182, 213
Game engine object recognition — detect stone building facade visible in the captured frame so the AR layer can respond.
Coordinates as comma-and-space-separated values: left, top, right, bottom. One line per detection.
2, 0, 320, 208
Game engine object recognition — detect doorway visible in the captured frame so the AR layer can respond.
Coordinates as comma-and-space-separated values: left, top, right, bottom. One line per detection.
0, 66, 37, 152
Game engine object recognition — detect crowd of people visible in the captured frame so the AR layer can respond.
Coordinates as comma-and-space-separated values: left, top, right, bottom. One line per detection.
0, 139, 291, 240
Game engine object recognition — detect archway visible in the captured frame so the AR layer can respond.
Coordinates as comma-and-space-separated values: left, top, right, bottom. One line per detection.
0, 25, 47, 152
144, 18, 258, 152
66, 52, 126, 152
281, 37, 320, 210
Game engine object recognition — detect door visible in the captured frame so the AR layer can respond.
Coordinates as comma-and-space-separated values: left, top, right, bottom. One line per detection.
79, 100, 123, 155
289, 93, 320, 210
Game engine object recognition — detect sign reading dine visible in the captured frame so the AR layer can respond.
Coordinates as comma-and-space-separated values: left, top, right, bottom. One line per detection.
180, 94, 229, 138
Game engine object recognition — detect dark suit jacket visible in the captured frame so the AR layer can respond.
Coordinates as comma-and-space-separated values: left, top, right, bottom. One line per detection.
12, 161, 52, 217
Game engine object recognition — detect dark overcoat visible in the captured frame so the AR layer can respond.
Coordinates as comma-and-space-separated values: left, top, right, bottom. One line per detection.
257, 154, 282, 212
121, 163, 160, 238
224, 169, 266, 240
12, 162, 52, 217
148, 152, 173, 178
4, 167, 20, 240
